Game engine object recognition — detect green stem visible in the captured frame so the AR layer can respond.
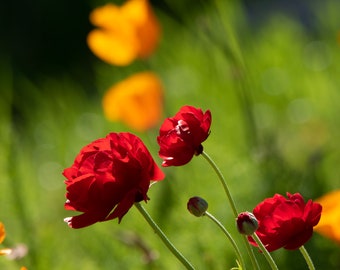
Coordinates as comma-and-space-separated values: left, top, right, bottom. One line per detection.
299, 246, 315, 270
201, 151, 259, 270
201, 151, 238, 217
204, 211, 245, 270
251, 233, 279, 270
134, 203, 195, 270
242, 235, 260, 270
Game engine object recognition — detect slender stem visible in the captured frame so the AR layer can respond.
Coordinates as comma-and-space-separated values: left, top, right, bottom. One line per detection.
201, 151, 259, 269
201, 151, 238, 217
242, 235, 260, 270
299, 246, 315, 270
134, 203, 195, 270
204, 211, 245, 270
251, 233, 279, 270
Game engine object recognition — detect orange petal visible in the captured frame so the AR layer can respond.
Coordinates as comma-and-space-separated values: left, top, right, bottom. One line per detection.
136, 6, 161, 58
88, 3, 139, 65
88, 0, 160, 65
89, 4, 122, 29
122, 0, 149, 25
122, 0, 161, 58
0, 222, 5, 244
103, 72, 163, 132
314, 190, 340, 244
87, 28, 138, 66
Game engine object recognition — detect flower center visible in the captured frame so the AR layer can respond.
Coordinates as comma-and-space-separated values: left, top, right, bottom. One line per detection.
175, 120, 190, 136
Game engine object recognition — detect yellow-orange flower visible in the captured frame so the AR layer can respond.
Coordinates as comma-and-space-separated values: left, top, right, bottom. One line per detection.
0, 222, 11, 256
314, 190, 340, 244
0, 223, 5, 244
87, 0, 161, 66
103, 72, 163, 131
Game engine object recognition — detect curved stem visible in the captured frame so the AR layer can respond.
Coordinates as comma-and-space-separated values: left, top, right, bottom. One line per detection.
299, 246, 315, 270
201, 151, 238, 217
134, 203, 195, 270
201, 151, 259, 269
251, 233, 279, 270
204, 211, 245, 270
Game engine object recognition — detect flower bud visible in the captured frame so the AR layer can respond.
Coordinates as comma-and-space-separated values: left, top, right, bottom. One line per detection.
236, 212, 259, 235
187, 196, 208, 217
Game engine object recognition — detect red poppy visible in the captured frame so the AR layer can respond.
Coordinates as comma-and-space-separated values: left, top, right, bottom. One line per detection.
248, 193, 322, 252
63, 132, 165, 229
157, 105, 212, 166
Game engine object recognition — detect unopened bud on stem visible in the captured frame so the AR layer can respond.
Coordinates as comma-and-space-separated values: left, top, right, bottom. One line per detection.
187, 196, 208, 217
236, 212, 259, 235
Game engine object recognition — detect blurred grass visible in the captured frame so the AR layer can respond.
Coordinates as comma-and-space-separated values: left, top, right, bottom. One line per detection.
1, 0, 340, 269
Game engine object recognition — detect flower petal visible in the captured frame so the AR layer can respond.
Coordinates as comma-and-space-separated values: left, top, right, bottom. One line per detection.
63, 132, 164, 228
0, 223, 5, 244
314, 190, 340, 244
103, 72, 163, 132
87, 0, 160, 65
157, 105, 212, 166
87, 29, 138, 66
250, 193, 322, 252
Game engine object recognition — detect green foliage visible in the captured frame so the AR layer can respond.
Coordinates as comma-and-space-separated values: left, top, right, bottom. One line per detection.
1, 0, 339, 269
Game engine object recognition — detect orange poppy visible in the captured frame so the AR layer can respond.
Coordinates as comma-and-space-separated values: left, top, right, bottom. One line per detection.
0, 223, 5, 244
87, 0, 161, 66
102, 72, 163, 132
314, 190, 340, 244
0, 222, 11, 256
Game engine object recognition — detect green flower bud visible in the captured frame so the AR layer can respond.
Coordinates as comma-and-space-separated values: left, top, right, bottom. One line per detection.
187, 196, 208, 217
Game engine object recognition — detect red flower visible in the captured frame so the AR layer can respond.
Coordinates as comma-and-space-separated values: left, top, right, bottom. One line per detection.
248, 193, 322, 252
157, 105, 212, 166
63, 132, 164, 229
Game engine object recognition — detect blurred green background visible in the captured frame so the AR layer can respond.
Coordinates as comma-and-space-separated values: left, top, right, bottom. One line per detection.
1, 0, 339, 269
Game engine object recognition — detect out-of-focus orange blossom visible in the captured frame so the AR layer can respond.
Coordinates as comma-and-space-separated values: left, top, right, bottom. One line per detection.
103, 72, 163, 132
0, 222, 11, 256
314, 190, 340, 245
0, 223, 5, 244
87, 0, 161, 66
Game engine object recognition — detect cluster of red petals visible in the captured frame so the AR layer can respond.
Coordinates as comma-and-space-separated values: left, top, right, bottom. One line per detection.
157, 105, 212, 167
63, 132, 164, 229
248, 193, 322, 252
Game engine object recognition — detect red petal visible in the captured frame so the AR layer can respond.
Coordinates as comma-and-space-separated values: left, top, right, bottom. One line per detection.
65, 209, 108, 229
